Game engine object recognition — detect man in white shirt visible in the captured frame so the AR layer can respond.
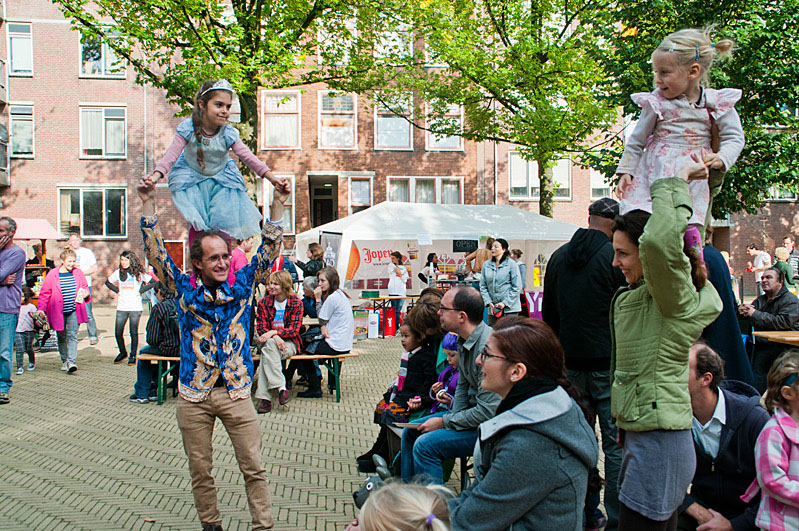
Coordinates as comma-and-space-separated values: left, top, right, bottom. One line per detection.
68, 233, 99, 344
678, 343, 769, 531
746, 243, 772, 297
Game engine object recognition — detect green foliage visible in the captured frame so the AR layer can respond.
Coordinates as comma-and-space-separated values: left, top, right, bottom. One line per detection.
318, 0, 619, 216
592, 0, 799, 216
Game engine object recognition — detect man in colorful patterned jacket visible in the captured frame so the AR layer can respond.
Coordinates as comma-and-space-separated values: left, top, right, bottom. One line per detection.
138, 182, 288, 531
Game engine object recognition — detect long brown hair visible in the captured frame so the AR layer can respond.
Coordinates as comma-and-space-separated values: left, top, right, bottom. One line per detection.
192, 80, 222, 171
491, 316, 589, 418
765, 350, 799, 414
317, 266, 340, 298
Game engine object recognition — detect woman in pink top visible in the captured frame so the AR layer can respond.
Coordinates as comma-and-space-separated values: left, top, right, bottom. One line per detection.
37, 248, 90, 373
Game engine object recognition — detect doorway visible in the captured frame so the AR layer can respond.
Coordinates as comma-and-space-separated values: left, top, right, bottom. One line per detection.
310, 175, 338, 227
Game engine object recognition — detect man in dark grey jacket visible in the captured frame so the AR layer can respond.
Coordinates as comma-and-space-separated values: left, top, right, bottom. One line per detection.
542, 197, 626, 530
401, 286, 500, 484
738, 267, 799, 392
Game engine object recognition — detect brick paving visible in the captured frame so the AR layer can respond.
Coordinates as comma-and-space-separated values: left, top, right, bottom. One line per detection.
0, 305, 448, 530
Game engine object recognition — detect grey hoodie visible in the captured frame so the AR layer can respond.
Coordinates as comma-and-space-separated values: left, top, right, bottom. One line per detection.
449, 387, 598, 531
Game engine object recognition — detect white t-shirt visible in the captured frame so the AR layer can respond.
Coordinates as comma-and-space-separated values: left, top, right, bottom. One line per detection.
754, 251, 772, 283
273, 298, 287, 330
74, 247, 97, 287
387, 264, 409, 296
319, 289, 355, 352
16, 303, 36, 332
109, 269, 153, 312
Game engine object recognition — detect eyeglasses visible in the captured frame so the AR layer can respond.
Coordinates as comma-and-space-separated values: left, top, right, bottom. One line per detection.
479, 347, 508, 363
439, 306, 461, 313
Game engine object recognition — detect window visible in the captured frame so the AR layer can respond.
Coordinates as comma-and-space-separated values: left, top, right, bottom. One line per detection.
80, 35, 125, 77
10, 105, 34, 157
769, 187, 798, 201
425, 103, 463, 151
58, 187, 127, 238
376, 21, 412, 62
424, 43, 448, 67
387, 177, 464, 204
591, 168, 612, 199
80, 106, 126, 158
508, 152, 571, 200
350, 177, 372, 214
266, 176, 295, 234
318, 18, 356, 65
319, 92, 357, 149
375, 93, 413, 150
9, 23, 33, 76
262, 91, 300, 149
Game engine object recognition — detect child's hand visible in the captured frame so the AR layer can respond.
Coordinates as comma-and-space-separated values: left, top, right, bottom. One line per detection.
407, 397, 422, 410
435, 389, 453, 407
702, 152, 725, 170
615, 174, 633, 199
431, 382, 444, 395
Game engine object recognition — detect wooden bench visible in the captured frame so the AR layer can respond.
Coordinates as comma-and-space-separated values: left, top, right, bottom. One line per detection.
137, 352, 261, 406
285, 352, 359, 403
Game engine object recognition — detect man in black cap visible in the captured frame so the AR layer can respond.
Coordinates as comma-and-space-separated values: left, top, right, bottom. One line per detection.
542, 197, 627, 531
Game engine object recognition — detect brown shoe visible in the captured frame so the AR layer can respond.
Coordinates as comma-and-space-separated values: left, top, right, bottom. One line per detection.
256, 399, 272, 414
278, 389, 290, 405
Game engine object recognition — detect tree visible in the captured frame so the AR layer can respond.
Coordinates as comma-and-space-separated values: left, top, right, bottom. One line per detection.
591, 0, 799, 217
317, 0, 618, 216
54, 0, 361, 151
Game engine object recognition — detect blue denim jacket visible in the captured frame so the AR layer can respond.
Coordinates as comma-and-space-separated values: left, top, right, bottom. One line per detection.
141, 215, 282, 402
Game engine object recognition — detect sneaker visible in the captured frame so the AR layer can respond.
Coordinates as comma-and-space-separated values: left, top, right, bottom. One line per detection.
148, 395, 158, 403
585, 515, 608, 531
61, 361, 69, 371
278, 389, 290, 406
15, 367, 24, 375
128, 357, 136, 366
27, 363, 35, 371
89, 337, 99, 345
0, 392, 8, 405
256, 399, 272, 414
114, 352, 127, 364
67, 361, 77, 373
129, 395, 149, 404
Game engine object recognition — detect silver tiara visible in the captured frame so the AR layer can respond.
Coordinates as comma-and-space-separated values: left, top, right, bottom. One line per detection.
201, 79, 235, 97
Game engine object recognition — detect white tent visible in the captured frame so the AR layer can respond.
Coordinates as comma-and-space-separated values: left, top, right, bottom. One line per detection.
294, 201, 580, 293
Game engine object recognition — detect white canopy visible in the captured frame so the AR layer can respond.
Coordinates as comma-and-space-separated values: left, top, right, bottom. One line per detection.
294, 201, 581, 292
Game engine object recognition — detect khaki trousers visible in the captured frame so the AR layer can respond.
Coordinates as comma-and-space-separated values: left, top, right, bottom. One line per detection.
176, 388, 273, 529
254, 338, 298, 396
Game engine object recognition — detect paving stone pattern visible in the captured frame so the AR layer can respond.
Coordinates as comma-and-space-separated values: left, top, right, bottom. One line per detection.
0, 305, 467, 530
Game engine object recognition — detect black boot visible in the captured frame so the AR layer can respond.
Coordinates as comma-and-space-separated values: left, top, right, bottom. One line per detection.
297, 366, 322, 398
357, 427, 389, 472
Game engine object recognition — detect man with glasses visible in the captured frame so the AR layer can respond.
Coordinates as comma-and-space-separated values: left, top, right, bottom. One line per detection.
400, 286, 500, 484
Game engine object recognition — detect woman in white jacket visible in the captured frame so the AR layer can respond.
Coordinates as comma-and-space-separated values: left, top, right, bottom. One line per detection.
388, 251, 410, 324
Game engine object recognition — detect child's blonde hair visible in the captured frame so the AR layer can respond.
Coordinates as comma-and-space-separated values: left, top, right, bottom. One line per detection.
775, 247, 790, 262
765, 350, 799, 414
359, 482, 452, 531
654, 27, 734, 86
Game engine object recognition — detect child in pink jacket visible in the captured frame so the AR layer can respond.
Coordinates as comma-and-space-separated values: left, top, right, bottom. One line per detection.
741, 351, 799, 530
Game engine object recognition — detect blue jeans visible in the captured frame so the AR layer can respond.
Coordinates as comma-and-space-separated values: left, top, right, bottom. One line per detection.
85, 288, 97, 339
400, 411, 478, 484
133, 345, 160, 399
57, 312, 79, 364
389, 298, 404, 324
0, 312, 18, 392
569, 369, 621, 531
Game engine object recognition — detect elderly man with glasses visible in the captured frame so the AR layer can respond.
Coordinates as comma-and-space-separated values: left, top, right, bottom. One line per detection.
400, 286, 501, 484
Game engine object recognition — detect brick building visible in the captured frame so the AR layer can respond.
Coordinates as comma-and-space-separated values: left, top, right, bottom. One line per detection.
2, 0, 795, 301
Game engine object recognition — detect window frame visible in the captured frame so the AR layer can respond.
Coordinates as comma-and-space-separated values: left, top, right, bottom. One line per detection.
317, 18, 357, 66
508, 151, 572, 201
374, 93, 413, 151
375, 21, 413, 63
8, 22, 33, 77
386, 176, 465, 204
260, 90, 302, 150
78, 34, 126, 79
348, 176, 374, 215
590, 167, 613, 200
265, 175, 296, 235
79, 103, 127, 159
318, 91, 358, 150
9, 103, 35, 159
768, 187, 798, 202
424, 103, 464, 152
57, 185, 128, 239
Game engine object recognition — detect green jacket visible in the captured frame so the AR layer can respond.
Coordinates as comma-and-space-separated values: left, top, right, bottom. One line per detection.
610, 178, 722, 432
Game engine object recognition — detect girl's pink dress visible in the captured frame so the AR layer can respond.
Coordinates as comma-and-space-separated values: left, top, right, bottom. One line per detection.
616, 87, 744, 226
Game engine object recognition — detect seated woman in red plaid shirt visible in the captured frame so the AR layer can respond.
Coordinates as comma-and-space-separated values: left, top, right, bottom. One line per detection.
253, 270, 303, 413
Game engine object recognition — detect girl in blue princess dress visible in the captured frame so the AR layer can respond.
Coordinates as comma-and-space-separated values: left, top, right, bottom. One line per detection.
137, 79, 289, 240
